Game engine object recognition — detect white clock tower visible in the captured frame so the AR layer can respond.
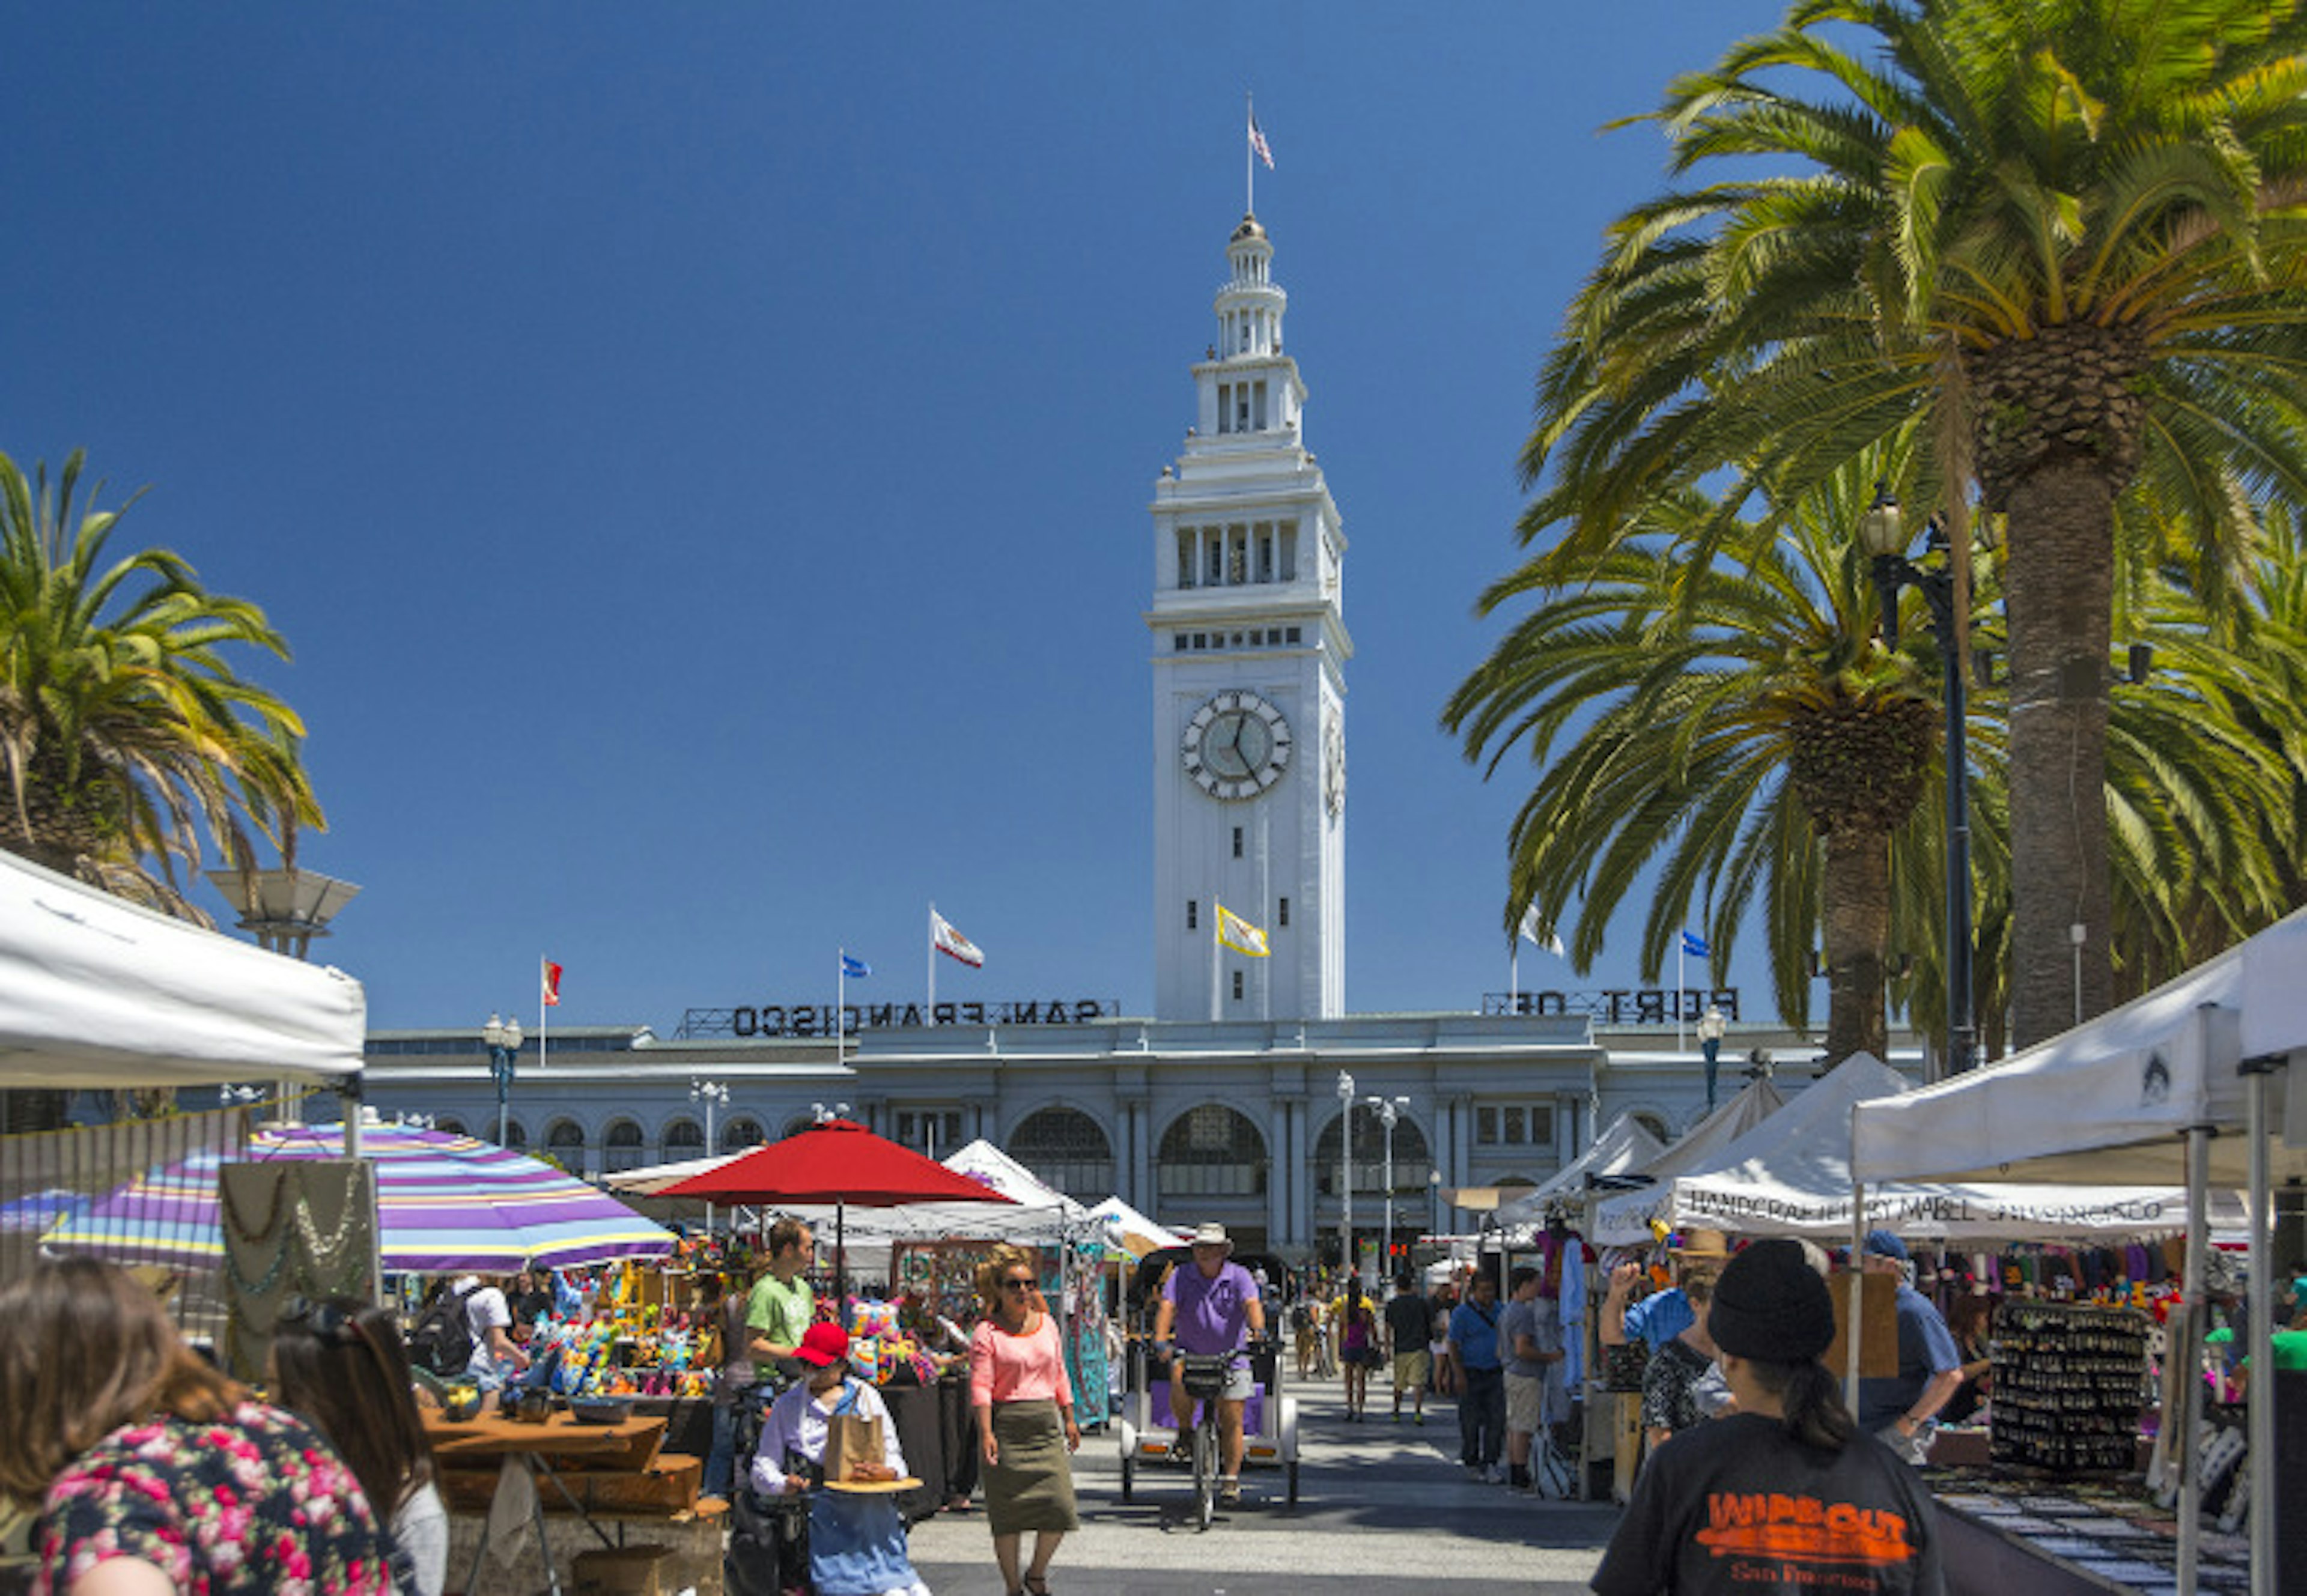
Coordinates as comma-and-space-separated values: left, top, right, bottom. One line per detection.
1149, 213, 1350, 1022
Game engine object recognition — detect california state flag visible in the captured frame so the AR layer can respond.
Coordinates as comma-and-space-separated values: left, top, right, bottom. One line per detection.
931, 909, 985, 968
541, 958, 564, 1007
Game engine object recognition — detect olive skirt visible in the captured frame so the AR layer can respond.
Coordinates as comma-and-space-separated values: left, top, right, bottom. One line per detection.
984, 1398, 1078, 1535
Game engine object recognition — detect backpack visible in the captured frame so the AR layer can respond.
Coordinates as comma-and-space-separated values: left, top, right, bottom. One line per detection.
408, 1281, 481, 1377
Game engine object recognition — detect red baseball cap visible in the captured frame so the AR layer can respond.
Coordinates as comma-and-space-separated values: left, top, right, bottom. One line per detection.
795, 1321, 851, 1368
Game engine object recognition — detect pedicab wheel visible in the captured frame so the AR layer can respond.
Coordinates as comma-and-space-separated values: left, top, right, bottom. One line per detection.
1286, 1459, 1299, 1505
1120, 1454, 1134, 1503
1192, 1423, 1217, 1532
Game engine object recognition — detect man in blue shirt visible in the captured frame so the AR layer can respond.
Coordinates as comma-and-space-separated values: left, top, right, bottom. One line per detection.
1854, 1230, 1962, 1466
1446, 1271, 1507, 1481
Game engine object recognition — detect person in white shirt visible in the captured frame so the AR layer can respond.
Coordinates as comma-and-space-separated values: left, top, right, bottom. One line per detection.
453, 1272, 529, 1393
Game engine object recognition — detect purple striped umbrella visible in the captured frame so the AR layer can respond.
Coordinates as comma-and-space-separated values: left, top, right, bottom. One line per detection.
44, 1120, 673, 1273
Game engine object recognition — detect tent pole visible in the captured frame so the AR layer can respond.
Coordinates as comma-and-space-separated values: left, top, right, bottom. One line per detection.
2243, 1057, 2281, 1596
1845, 1180, 1865, 1415
2179, 1124, 2209, 1596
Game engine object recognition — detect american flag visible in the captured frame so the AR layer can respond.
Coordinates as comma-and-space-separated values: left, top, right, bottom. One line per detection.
1248, 112, 1274, 170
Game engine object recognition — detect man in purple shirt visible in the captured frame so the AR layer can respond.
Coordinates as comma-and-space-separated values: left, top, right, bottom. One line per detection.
1152, 1222, 1269, 1502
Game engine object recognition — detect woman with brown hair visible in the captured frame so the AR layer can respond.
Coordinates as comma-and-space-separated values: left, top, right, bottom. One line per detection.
0, 1256, 400, 1596
967, 1245, 1079, 1596
271, 1295, 448, 1596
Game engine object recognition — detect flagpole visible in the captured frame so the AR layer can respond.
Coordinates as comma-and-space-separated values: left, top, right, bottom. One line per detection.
1245, 93, 1254, 214
539, 954, 550, 1075
837, 947, 846, 1075
927, 903, 937, 1019
1510, 939, 1520, 1008
1210, 907, 1221, 1022
1677, 942, 1686, 1052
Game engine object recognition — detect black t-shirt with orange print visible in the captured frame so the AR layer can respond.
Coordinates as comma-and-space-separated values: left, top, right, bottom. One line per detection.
1594, 1413, 1943, 1596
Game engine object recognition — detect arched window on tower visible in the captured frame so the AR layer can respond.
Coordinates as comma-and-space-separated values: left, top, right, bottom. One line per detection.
1157, 1105, 1267, 1199
1009, 1107, 1114, 1200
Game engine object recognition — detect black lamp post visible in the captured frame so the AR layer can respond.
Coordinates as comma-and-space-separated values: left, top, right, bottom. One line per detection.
1859, 483, 1976, 1078
483, 1013, 524, 1147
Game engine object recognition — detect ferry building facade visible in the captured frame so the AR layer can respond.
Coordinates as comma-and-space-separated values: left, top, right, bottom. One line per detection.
356, 213, 1903, 1260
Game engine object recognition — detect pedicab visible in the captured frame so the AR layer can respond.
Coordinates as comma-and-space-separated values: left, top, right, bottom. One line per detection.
1115, 1247, 1301, 1510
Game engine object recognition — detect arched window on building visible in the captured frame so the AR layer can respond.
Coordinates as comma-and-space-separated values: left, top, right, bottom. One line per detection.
663, 1118, 705, 1162
782, 1115, 819, 1140
501, 1118, 528, 1152
435, 1116, 469, 1137
545, 1119, 586, 1172
722, 1117, 766, 1153
1008, 1106, 1114, 1200
1313, 1110, 1434, 1199
1157, 1105, 1266, 1199
603, 1118, 646, 1173
1632, 1111, 1670, 1145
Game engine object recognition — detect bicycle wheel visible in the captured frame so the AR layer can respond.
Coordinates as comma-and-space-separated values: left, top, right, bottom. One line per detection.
1193, 1416, 1217, 1532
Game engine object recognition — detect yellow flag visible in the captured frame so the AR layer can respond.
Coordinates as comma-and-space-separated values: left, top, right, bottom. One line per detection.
1215, 902, 1270, 957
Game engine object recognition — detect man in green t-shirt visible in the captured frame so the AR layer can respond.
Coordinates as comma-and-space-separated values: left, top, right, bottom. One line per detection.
746, 1216, 816, 1378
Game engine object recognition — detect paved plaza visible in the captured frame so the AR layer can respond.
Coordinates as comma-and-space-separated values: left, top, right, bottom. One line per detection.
906, 1380, 1618, 1595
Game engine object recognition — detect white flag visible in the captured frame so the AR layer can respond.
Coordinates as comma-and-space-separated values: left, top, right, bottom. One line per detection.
931, 908, 985, 968
1518, 905, 1564, 957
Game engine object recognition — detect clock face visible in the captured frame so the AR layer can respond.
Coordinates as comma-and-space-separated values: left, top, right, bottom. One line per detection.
1182, 691, 1291, 800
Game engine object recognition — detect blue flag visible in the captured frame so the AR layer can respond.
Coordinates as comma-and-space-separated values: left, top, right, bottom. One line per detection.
840, 953, 870, 979
1680, 930, 1709, 959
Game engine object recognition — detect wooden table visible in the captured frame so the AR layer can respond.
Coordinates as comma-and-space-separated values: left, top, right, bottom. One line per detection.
424, 1410, 673, 1596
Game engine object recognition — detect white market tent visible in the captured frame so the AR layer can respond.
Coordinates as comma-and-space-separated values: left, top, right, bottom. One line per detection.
1084, 1195, 1188, 1259
1494, 1111, 1667, 1225
1850, 908, 2307, 1596
1592, 1052, 2227, 1245
1618, 1074, 1787, 1186
0, 849, 365, 1092
603, 1150, 741, 1197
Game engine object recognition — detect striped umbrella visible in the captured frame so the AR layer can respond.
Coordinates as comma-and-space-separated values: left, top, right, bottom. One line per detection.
43, 1120, 674, 1273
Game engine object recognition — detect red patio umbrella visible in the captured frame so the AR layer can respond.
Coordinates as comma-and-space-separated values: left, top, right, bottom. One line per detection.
660, 1117, 1015, 1307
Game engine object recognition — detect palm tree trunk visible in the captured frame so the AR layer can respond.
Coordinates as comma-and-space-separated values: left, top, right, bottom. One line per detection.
1820, 825, 1891, 1067
2002, 458, 2116, 1046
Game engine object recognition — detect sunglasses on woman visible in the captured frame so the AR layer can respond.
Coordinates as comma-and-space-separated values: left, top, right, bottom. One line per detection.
1002, 1278, 1035, 1291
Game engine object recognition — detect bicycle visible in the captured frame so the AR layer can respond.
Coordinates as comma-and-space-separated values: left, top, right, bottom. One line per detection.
1174, 1352, 1236, 1532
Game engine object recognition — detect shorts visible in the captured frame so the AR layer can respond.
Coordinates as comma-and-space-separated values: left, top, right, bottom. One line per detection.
1391, 1350, 1432, 1391
1505, 1370, 1545, 1432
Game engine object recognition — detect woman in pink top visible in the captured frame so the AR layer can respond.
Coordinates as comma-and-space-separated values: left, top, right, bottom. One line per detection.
968, 1244, 1080, 1596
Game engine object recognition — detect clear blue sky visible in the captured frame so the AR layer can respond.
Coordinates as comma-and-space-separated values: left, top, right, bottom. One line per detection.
2, 1, 1801, 1034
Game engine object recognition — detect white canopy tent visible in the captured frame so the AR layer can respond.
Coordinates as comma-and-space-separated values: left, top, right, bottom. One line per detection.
0, 850, 365, 1093
1850, 908, 2307, 1596
1593, 1053, 2228, 1244
1494, 1111, 1667, 1225
1623, 1075, 1787, 1188
1085, 1195, 1188, 1259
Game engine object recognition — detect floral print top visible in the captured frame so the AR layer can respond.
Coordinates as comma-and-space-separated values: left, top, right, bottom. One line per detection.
37, 1400, 401, 1596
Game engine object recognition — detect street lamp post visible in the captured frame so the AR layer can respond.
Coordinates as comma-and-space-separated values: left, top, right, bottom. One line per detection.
1367, 1095, 1409, 1278
1697, 1005, 1727, 1110
205, 863, 360, 1123
1859, 482, 1977, 1078
1335, 1070, 1356, 1282
691, 1079, 729, 1234
482, 1013, 524, 1148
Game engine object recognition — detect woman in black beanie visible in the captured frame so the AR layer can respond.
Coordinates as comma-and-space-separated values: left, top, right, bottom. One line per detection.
1591, 1240, 1944, 1596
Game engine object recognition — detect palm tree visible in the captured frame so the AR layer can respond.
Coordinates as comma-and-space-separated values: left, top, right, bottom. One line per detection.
1445, 468, 1942, 1064
1517, 0, 2307, 1046
0, 451, 324, 1130
0, 451, 322, 914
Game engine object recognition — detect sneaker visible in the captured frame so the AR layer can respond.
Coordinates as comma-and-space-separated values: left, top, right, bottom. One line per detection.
1218, 1478, 1242, 1505
1414, 1412, 1426, 1425
1482, 1464, 1508, 1485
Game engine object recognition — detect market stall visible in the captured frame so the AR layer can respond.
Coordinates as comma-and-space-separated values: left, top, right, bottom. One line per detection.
1853, 908, 2307, 1596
